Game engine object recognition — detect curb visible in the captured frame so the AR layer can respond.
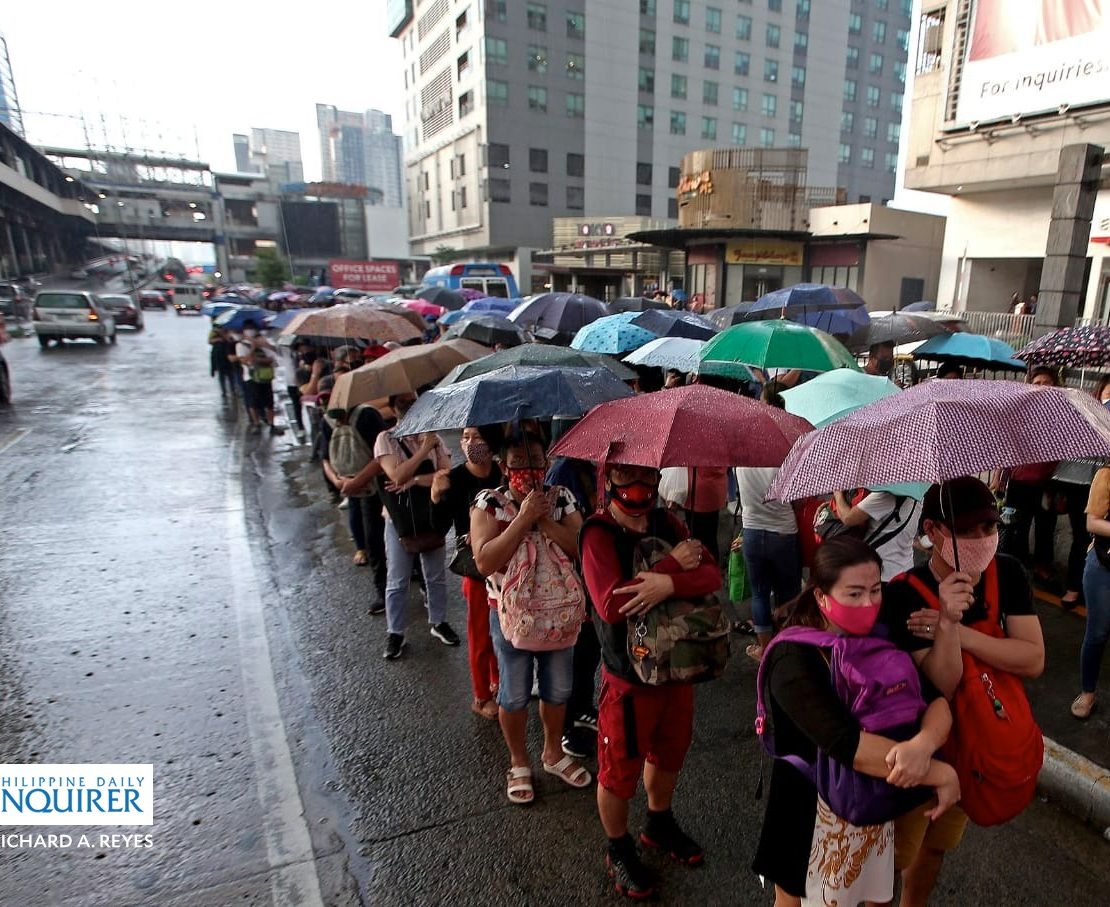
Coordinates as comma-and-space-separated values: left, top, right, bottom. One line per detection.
1038, 736, 1110, 834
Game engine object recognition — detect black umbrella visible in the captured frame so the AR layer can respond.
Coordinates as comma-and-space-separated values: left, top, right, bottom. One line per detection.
508, 292, 608, 334
631, 308, 718, 340
416, 285, 467, 310
443, 314, 530, 348
439, 343, 637, 385
607, 296, 670, 314
850, 312, 949, 353
706, 302, 757, 329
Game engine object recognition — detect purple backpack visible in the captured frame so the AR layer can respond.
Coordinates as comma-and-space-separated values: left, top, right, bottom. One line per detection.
755, 625, 932, 826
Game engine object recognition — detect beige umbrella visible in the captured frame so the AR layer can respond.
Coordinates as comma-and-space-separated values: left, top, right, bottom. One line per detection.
280, 304, 422, 343
328, 338, 491, 410
369, 301, 428, 332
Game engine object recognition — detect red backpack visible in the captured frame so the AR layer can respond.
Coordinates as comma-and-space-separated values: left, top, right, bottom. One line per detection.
903, 564, 1043, 827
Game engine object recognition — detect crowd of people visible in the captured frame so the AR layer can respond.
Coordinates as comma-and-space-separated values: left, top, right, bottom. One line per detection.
203, 310, 1110, 904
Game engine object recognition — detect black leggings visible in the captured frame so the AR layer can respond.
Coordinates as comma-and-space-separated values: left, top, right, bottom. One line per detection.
348, 495, 387, 598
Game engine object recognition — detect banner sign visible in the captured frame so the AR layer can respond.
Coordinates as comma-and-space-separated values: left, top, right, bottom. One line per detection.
328, 259, 400, 292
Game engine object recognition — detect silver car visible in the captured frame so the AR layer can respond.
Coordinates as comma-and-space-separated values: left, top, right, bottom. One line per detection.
33, 291, 116, 347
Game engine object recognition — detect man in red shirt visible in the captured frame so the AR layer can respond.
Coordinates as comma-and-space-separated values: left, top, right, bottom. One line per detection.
580, 462, 722, 899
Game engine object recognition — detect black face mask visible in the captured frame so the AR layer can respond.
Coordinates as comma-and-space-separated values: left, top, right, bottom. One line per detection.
875, 357, 894, 376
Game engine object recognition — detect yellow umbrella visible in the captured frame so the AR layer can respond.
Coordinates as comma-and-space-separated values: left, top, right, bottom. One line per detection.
280, 304, 422, 343
328, 339, 491, 410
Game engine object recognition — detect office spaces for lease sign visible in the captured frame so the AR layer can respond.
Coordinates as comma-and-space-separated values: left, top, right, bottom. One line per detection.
955, 0, 1110, 124
328, 260, 400, 292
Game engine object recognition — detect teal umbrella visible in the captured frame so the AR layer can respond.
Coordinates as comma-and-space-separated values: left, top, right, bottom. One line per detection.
781, 370, 900, 428
570, 312, 658, 355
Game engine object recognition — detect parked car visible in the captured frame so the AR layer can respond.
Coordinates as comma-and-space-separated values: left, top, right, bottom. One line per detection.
96, 294, 144, 330
0, 283, 32, 321
32, 291, 116, 347
138, 289, 169, 310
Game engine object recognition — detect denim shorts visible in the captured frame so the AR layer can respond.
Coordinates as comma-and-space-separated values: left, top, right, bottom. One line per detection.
488, 608, 574, 712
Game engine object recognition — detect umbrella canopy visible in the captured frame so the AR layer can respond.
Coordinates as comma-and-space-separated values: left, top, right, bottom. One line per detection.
415, 285, 467, 309
623, 337, 708, 373
767, 380, 1110, 502
214, 305, 272, 331
265, 307, 313, 330
780, 370, 901, 428
440, 342, 637, 385
394, 365, 634, 436
509, 292, 609, 334
748, 283, 866, 316
549, 384, 812, 468
570, 312, 658, 355
1015, 325, 1110, 368
443, 314, 530, 348
798, 305, 871, 341
910, 333, 1027, 372
403, 299, 447, 319
202, 300, 240, 318
459, 288, 485, 301
279, 304, 423, 343
706, 302, 757, 329
901, 300, 935, 312
700, 321, 861, 373
437, 309, 470, 327
462, 297, 520, 314
852, 312, 951, 352
366, 301, 429, 332
607, 296, 670, 314
328, 338, 490, 410
630, 309, 718, 340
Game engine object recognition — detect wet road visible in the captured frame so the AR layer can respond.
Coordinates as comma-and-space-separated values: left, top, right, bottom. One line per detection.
0, 314, 1108, 906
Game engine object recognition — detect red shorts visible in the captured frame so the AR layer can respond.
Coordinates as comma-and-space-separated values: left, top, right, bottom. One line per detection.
597, 678, 695, 800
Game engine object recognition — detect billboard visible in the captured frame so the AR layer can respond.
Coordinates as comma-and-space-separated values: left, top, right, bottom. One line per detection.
955, 0, 1110, 124
328, 259, 400, 292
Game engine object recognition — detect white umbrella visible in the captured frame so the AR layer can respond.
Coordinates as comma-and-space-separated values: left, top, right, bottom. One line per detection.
623, 337, 706, 373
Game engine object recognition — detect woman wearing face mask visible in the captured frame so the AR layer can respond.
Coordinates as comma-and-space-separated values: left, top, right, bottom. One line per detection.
754, 537, 958, 907
879, 477, 1044, 907
580, 463, 721, 900
432, 425, 504, 720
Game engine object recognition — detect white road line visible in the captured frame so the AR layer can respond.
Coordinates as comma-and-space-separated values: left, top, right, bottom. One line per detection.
226, 438, 324, 907
0, 427, 32, 456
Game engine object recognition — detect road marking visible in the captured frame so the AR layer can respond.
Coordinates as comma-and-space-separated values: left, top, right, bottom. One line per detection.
226, 438, 324, 907
0, 427, 31, 456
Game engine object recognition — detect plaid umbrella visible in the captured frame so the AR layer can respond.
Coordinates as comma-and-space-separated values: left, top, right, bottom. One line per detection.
767, 379, 1110, 503
548, 384, 812, 468
1016, 325, 1110, 368
911, 333, 1026, 371
570, 312, 658, 354
630, 308, 718, 340
508, 293, 609, 334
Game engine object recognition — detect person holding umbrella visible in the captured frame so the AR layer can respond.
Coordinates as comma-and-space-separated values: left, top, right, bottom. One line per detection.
863, 341, 896, 379
232, 320, 284, 435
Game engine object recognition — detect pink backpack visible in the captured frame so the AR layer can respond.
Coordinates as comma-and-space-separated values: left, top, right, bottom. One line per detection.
489, 490, 585, 652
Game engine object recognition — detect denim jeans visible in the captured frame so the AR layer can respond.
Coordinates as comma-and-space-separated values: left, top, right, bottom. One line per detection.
1080, 548, 1110, 692
743, 528, 802, 635
384, 520, 447, 636
489, 609, 574, 712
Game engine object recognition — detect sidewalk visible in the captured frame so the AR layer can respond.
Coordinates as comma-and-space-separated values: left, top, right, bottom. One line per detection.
1028, 587, 1110, 829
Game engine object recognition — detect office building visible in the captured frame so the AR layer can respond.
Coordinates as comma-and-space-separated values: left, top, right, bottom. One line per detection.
364, 110, 405, 208
389, 0, 911, 265
0, 33, 24, 137
316, 105, 405, 207
904, 1, 1110, 324
249, 128, 304, 184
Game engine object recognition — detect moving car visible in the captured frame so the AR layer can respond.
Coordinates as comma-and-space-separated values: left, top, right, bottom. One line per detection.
168, 284, 205, 314
96, 294, 144, 330
138, 289, 169, 310
32, 291, 116, 347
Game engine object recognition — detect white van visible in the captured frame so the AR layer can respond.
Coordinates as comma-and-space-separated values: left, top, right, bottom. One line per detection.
166, 284, 206, 314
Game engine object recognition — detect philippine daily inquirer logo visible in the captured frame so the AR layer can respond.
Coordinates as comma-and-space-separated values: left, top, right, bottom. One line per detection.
0, 765, 153, 826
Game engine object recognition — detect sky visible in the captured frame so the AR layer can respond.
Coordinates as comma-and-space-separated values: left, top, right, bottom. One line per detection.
4, 1, 404, 180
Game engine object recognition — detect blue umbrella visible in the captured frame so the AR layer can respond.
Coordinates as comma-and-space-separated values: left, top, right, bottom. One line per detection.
309, 287, 335, 305
910, 333, 1027, 372
798, 304, 871, 340
215, 305, 272, 331
202, 301, 240, 318
748, 283, 866, 316
508, 292, 609, 334
631, 308, 718, 340
462, 297, 521, 314
394, 365, 635, 436
571, 312, 658, 354
266, 307, 313, 330
437, 309, 470, 326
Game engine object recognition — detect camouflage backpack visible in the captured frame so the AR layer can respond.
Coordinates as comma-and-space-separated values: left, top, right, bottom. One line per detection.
626, 536, 731, 685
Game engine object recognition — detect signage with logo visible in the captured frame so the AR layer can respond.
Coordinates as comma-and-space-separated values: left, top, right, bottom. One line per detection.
725, 239, 804, 266
677, 171, 714, 197
578, 223, 616, 237
328, 259, 400, 292
1092, 193, 1110, 245
0, 764, 153, 826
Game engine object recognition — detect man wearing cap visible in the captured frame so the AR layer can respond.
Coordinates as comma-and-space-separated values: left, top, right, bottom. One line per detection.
879, 476, 1044, 907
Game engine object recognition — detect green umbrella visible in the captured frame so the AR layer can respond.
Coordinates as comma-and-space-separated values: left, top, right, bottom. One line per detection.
780, 370, 900, 428
699, 320, 861, 374
438, 342, 636, 385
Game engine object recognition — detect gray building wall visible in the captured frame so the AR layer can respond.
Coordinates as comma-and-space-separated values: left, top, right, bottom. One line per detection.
232, 134, 254, 173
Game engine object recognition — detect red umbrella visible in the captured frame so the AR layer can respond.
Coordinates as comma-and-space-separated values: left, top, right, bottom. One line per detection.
548, 384, 812, 468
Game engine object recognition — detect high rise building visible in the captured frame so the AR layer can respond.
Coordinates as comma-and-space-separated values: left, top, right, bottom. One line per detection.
249, 128, 304, 183
364, 110, 405, 208
390, 0, 911, 257
316, 105, 405, 207
232, 134, 254, 173
0, 33, 24, 137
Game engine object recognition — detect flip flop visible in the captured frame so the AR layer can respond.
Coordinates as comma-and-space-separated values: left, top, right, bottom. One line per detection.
1071, 694, 1096, 720
471, 699, 498, 721
506, 766, 534, 805
542, 754, 592, 789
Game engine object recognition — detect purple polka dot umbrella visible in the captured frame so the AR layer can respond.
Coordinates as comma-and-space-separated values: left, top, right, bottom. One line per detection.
1015, 325, 1110, 368
767, 379, 1110, 503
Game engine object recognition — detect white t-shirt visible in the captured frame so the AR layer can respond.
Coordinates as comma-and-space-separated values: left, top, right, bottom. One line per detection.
736, 467, 798, 535
275, 345, 298, 387
235, 338, 275, 383
857, 492, 920, 582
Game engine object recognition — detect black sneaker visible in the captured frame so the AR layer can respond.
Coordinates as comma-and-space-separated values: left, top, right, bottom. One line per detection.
561, 728, 594, 760
269, 424, 285, 436
574, 710, 599, 733
383, 633, 406, 660
368, 600, 386, 616
430, 622, 460, 647
640, 811, 704, 867
606, 836, 659, 900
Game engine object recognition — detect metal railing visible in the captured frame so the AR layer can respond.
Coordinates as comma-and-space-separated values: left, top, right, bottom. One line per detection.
956, 310, 1036, 349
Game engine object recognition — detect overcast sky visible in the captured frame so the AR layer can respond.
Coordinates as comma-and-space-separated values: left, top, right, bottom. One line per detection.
5, 1, 404, 180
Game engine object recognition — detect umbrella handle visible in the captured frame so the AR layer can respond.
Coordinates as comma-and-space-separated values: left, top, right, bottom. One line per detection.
943, 481, 961, 573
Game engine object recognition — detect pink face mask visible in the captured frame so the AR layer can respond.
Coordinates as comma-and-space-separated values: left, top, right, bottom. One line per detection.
939, 531, 998, 576
819, 594, 882, 636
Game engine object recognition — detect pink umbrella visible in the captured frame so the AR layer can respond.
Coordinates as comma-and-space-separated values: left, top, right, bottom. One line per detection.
458, 288, 485, 301
403, 299, 447, 319
767, 379, 1110, 503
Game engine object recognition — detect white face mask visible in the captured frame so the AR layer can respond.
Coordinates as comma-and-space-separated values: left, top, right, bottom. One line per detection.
243, 329, 257, 338
938, 531, 998, 576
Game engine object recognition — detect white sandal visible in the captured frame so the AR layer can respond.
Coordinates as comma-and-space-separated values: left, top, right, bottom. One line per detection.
542, 754, 592, 789
506, 766, 534, 805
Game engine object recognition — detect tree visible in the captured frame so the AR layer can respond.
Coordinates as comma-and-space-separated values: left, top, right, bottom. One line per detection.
254, 247, 290, 287
431, 245, 458, 266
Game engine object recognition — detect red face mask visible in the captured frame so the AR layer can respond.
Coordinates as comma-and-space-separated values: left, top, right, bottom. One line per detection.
507, 467, 546, 497
609, 480, 657, 517
819, 594, 881, 636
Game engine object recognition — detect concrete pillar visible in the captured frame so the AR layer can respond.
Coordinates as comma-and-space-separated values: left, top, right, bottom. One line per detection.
1034, 143, 1104, 334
